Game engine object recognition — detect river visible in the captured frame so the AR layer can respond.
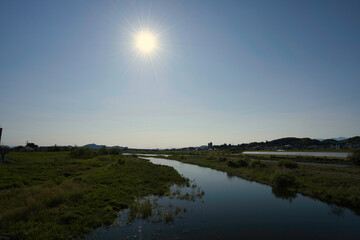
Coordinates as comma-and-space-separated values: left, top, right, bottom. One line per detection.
86, 156, 360, 240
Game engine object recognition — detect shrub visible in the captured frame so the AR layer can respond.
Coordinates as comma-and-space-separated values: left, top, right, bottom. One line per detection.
218, 157, 227, 162
227, 160, 239, 168
69, 147, 97, 159
104, 206, 113, 212
250, 160, 265, 168
278, 159, 298, 169
109, 148, 122, 155
117, 158, 125, 165
60, 212, 78, 224
237, 159, 249, 167
271, 170, 295, 188
348, 150, 360, 166
98, 146, 108, 155
227, 159, 249, 168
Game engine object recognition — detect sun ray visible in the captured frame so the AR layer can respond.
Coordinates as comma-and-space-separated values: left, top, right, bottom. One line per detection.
103, 2, 184, 85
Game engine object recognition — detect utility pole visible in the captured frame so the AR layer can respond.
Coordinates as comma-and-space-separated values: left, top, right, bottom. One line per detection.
0, 128, 8, 163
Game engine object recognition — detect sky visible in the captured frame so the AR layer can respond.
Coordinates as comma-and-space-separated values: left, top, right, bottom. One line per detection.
1, 0, 360, 148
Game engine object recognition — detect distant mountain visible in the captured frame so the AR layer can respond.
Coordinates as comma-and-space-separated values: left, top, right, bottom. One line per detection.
316, 137, 348, 141
211, 136, 360, 151
333, 137, 348, 141
82, 144, 105, 150
107, 145, 124, 149
82, 144, 125, 150
195, 145, 208, 149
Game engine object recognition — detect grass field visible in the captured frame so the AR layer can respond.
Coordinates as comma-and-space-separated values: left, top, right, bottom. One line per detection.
251, 149, 354, 153
240, 153, 351, 164
0, 152, 186, 239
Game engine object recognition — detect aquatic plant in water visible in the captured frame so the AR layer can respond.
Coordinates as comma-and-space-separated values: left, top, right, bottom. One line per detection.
116, 181, 205, 225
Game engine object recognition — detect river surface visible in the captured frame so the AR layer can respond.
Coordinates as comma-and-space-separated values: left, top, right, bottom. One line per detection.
86, 156, 360, 240
243, 151, 350, 158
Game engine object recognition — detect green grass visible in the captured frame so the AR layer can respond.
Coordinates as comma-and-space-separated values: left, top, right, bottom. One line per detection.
252, 149, 354, 153
242, 153, 352, 164
154, 152, 360, 214
0, 152, 186, 239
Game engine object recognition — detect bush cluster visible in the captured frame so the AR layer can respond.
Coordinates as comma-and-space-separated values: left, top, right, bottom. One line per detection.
250, 160, 265, 168
227, 159, 249, 168
348, 150, 360, 166
271, 170, 295, 188
108, 148, 122, 155
98, 146, 122, 156
277, 159, 298, 169
69, 147, 97, 159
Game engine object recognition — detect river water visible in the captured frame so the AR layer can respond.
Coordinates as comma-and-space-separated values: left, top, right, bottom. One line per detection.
86, 156, 360, 240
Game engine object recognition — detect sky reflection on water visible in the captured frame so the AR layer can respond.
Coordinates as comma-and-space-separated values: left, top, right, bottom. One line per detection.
86, 156, 360, 240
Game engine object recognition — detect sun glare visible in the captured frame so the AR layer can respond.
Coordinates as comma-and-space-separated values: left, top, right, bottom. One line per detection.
135, 31, 157, 53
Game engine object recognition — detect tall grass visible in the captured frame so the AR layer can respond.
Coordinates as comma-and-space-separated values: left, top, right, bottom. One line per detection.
0, 152, 186, 239
277, 159, 298, 169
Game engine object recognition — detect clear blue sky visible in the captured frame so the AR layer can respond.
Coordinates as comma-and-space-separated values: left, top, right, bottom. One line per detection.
1, 0, 360, 148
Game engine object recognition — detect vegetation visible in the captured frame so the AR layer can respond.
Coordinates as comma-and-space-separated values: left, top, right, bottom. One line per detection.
348, 150, 360, 166
245, 153, 352, 165
0, 152, 186, 239
271, 170, 296, 188
108, 148, 122, 155
151, 151, 360, 213
25, 142, 38, 149
227, 159, 249, 168
69, 147, 97, 159
250, 159, 265, 168
277, 159, 298, 169
117, 183, 205, 225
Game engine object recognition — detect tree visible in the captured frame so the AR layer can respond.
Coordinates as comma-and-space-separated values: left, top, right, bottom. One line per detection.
348, 150, 360, 166
26, 142, 38, 149
98, 146, 108, 155
109, 148, 121, 155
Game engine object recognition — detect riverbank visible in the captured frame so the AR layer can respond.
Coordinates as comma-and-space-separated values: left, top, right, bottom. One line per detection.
252, 149, 354, 153
0, 152, 187, 239
243, 153, 352, 165
149, 153, 360, 214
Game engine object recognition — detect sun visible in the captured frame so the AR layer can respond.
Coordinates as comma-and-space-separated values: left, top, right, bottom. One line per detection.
135, 31, 157, 53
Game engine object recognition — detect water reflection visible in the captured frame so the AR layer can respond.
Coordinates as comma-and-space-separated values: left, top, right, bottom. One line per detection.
226, 172, 236, 179
271, 187, 297, 202
328, 204, 345, 217
86, 156, 360, 240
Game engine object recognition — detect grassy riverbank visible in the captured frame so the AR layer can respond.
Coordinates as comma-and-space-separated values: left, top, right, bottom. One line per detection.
251, 149, 354, 153
241, 154, 351, 165
0, 152, 187, 239
150, 152, 360, 214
